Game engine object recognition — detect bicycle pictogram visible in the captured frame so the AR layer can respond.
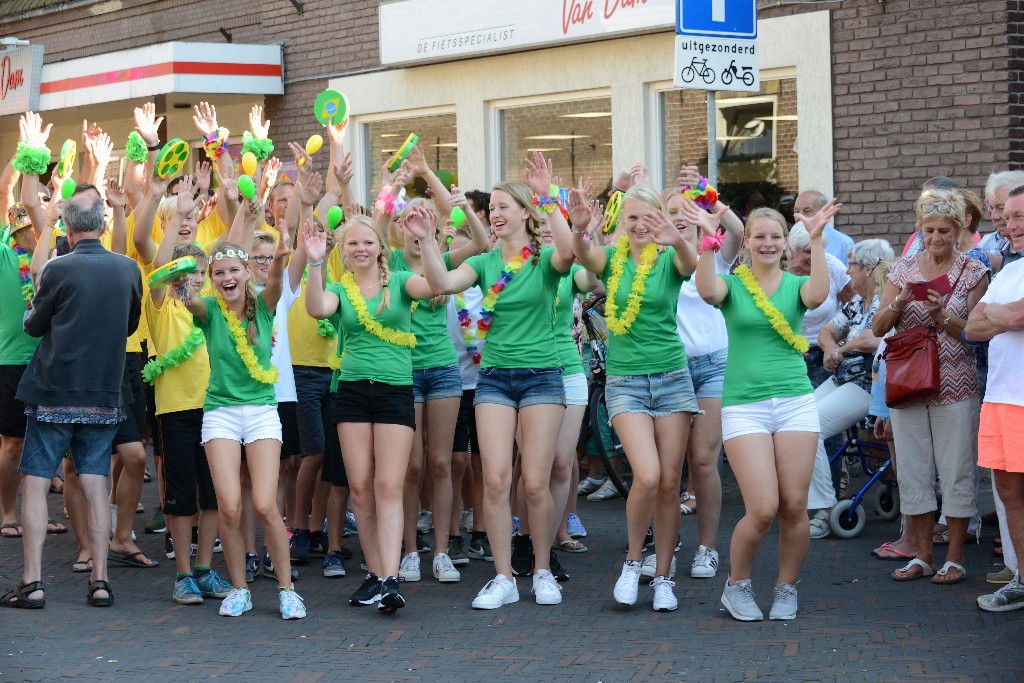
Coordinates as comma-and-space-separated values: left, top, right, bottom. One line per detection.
720, 59, 755, 87
680, 56, 716, 85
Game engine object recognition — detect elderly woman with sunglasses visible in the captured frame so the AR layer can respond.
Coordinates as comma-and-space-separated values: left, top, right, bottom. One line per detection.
872, 190, 989, 586
805, 239, 894, 537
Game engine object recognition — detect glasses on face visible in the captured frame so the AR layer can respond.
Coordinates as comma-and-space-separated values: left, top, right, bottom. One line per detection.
212, 248, 249, 262
919, 202, 956, 215
251, 255, 273, 264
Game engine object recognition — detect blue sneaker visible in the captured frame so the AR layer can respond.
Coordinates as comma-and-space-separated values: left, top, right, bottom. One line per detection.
172, 576, 203, 605
290, 529, 311, 565
279, 587, 307, 619
195, 569, 231, 599
263, 552, 299, 582
309, 531, 328, 556
567, 513, 587, 539
245, 553, 260, 583
322, 551, 347, 578
344, 511, 358, 536
218, 587, 252, 617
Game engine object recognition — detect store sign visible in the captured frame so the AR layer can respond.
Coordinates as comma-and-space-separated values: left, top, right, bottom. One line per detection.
379, 0, 676, 66
0, 45, 43, 116
674, 0, 758, 92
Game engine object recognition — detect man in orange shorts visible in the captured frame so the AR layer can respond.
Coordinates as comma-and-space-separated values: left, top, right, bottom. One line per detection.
965, 184, 1024, 612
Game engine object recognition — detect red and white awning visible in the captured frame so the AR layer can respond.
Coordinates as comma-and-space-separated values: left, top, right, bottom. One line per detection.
39, 42, 283, 111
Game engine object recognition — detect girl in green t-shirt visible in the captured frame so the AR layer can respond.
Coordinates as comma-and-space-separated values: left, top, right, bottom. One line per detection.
390, 186, 489, 584
571, 184, 700, 612
302, 210, 443, 613
691, 202, 838, 622
184, 236, 307, 620
419, 154, 576, 611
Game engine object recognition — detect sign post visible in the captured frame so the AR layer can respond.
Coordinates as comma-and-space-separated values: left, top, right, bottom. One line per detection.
674, 0, 758, 186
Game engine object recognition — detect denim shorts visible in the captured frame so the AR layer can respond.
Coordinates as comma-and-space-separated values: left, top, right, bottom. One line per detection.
474, 367, 566, 409
412, 363, 463, 403
687, 348, 727, 400
562, 372, 589, 406
605, 366, 700, 421
19, 418, 118, 478
294, 365, 334, 456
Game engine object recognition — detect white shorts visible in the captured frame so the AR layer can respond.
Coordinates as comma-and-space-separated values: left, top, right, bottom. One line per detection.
201, 404, 283, 446
721, 394, 819, 442
562, 372, 589, 407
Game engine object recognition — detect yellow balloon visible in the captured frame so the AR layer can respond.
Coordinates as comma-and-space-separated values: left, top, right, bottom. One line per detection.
306, 134, 323, 156
241, 152, 257, 177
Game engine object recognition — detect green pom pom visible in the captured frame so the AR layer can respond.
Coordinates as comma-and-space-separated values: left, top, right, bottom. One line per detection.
317, 318, 337, 338
125, 131, 148, 163
13, 142, 51, 176
242, 131, 275, 161
142, 328, 206, 384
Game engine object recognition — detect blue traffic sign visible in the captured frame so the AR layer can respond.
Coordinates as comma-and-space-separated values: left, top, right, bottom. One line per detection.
677, 0, 757, 39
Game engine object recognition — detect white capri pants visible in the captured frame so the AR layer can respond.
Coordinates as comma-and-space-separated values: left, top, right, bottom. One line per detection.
807, 377, 871, 510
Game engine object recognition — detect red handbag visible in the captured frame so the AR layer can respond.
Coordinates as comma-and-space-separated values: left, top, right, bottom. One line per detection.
882, 325, 939, 407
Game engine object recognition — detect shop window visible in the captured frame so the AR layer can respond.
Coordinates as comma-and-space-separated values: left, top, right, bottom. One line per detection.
660, 79, 799, 221
364, 113, 459, 202
500, 97, 612, 194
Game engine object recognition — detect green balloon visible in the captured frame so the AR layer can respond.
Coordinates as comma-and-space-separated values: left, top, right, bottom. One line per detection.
61, 178, 77, 200
238, 175, 256, 201
327, 205, 344, 230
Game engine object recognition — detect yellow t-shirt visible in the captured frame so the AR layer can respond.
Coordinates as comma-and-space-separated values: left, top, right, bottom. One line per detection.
144, 294, 210, 415
288, 277, 337, 368
197, 211, 227, 246
124, 211, 157, 353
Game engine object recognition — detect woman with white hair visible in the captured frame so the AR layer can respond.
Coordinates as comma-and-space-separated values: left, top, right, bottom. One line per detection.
787, 223, 854, 389
805, 239, 895, 537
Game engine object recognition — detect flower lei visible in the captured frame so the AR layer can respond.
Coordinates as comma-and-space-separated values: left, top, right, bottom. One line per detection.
141, 328, 206, 384
215, 295, 279, 384
604, 236, 658, 336
734, 265, 809, 353
11, 243, 33, 308
455, 292, 481, 364
202, 128, 230, 160
681, 176, 719, 211
125, 131, 149, 163
338, 272, 416, 347
13, 142, 50, 176
241, 131, 274, 161
478, 245, 533, 339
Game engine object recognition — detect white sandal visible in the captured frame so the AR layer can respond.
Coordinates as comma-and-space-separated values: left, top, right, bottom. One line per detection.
679, 493, 697, 515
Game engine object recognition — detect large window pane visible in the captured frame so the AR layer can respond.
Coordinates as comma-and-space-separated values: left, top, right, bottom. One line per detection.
365, 113, 459, 201
661, 79, 799, 221
501, 97, 612, 192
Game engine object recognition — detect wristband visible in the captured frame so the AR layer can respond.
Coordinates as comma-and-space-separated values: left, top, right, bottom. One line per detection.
375, 188, 396, 215
202, 127, 230, 160
699, 232, 724, 253
681, 176, 719, 211
241, 131, 274, 161
308, 259, 324, 267
147, 143, 162, 151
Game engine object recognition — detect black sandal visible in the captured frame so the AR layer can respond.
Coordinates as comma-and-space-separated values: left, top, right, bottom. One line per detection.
1, 580, 45, 609
87, 579, 114, 607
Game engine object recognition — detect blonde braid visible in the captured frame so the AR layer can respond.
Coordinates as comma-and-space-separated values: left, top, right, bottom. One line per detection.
524, 215, 543, 264
376, 250, 392, 315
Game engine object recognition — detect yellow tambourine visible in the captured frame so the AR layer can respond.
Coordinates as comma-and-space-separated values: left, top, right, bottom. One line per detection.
602, 190, 623, 234
56, 140, 76, 178
148, 256, 197, 288
386, 133, 418, 172
155, 139, 190, 179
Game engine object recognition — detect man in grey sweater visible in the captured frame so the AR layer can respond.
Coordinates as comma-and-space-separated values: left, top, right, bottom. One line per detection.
1, 185, 141, 609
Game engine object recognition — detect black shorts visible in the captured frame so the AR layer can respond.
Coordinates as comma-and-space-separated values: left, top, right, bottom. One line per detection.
452, 389, 478, 454
332, 380, 415, 429
113, 353, 147, 448
159, 409, 217, 516
0, 364, 28, 438
321, 395, 348, 487
278, 401, 300, 459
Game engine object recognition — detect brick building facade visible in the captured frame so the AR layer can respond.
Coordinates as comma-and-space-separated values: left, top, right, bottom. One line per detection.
0, 0, 1015, 245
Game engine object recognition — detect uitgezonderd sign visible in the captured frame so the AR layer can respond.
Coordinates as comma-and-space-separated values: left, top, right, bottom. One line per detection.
379, 0, 675, 66
0, 45, 43, 116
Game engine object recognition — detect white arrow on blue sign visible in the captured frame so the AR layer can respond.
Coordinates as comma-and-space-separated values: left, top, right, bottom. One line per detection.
677, 0, 757, 39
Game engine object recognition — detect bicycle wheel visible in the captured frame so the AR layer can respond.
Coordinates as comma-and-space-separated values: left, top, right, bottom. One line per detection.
589, 384, 630, 498
721, 69, 733, 86
681, 67, 695, 83
701, 67, 716, 85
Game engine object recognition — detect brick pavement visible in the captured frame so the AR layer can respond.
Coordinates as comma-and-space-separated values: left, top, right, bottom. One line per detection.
0, 466, 1021, 682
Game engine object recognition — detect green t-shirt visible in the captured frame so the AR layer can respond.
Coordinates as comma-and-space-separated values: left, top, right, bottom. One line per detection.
328, 270, 414, 385
196, 294, 277, 411
600, 246, 687, 376
391, 250, 458, 370
465, 246, 561, 369
554, 265, 584, 376
0, 241, 40, 365
718, 271, 812, 407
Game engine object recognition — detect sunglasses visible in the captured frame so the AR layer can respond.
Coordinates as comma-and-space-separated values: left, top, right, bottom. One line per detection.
212, 248, 249, 262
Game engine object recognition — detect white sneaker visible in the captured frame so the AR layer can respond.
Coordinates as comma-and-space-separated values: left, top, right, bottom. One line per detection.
399, 552, 421, 582
613, 560, 642, 605
472, 574, 519, 609
809, 509, 831, 539
533, 569, 563, 605
279, 587, 307, 620
640, 554, 677, 579
768, 582, 798, 620
577, 477, 606, 495
432, 553, 461, 583
587, 479, 623, 502
651, 576, 678, 612
721, 576, 764, 622
417, 509, 433, 534
690, 545, 720, 579
218, 587, 252, 617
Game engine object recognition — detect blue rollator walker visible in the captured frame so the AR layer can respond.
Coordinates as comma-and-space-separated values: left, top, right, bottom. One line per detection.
827, 420, 900, 538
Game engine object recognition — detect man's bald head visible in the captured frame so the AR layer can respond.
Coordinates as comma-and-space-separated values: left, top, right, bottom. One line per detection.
794, 190, 827, 217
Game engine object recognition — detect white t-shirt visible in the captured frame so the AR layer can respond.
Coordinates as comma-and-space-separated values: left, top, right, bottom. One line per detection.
801, 253, 851, 348
676, 251, 731, 357
269, 279, 298, 402
447, 286, 484, 390
980, 258, 1024, 406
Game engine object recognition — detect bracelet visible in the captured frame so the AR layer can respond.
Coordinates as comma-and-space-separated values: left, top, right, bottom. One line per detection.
941, 312, 952, 326
202, 127, 230, 160
699, 232, 724, 253
681, 176, 719, 211
147, 143, 162, 151
13, 141, 51, 175
532, 194, 558, 214
308, 259, 324, 267
888, 301, 902, 314
241, 131, 274, 161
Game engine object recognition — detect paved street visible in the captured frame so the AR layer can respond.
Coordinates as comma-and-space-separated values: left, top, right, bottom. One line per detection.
1, 465, 1021, 683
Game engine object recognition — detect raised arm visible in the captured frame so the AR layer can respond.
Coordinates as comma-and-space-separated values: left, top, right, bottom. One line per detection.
289, 173, 323, 291
568, 189, 607, 275
15, 112, 51, 237
796, 198, 841, 309
642, 210, 698, 277
525, 151, 573, 273
82, 125, 113, 189
106, 179, 129, 255
403, 204, 447, 300
301, 220, 340, 319
132, 168, 170, 265
0, 159, 20, 222
444, 186, 489, 267
680, 198, 731, 306
224, 197, 262, 248
407, 144, 454, 216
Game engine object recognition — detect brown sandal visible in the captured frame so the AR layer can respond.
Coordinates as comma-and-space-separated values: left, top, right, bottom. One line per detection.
1, 580, 45, 609
87, 580, 114, 607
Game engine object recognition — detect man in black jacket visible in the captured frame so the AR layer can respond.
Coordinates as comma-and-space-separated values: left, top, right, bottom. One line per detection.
1, 185, 141, 609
